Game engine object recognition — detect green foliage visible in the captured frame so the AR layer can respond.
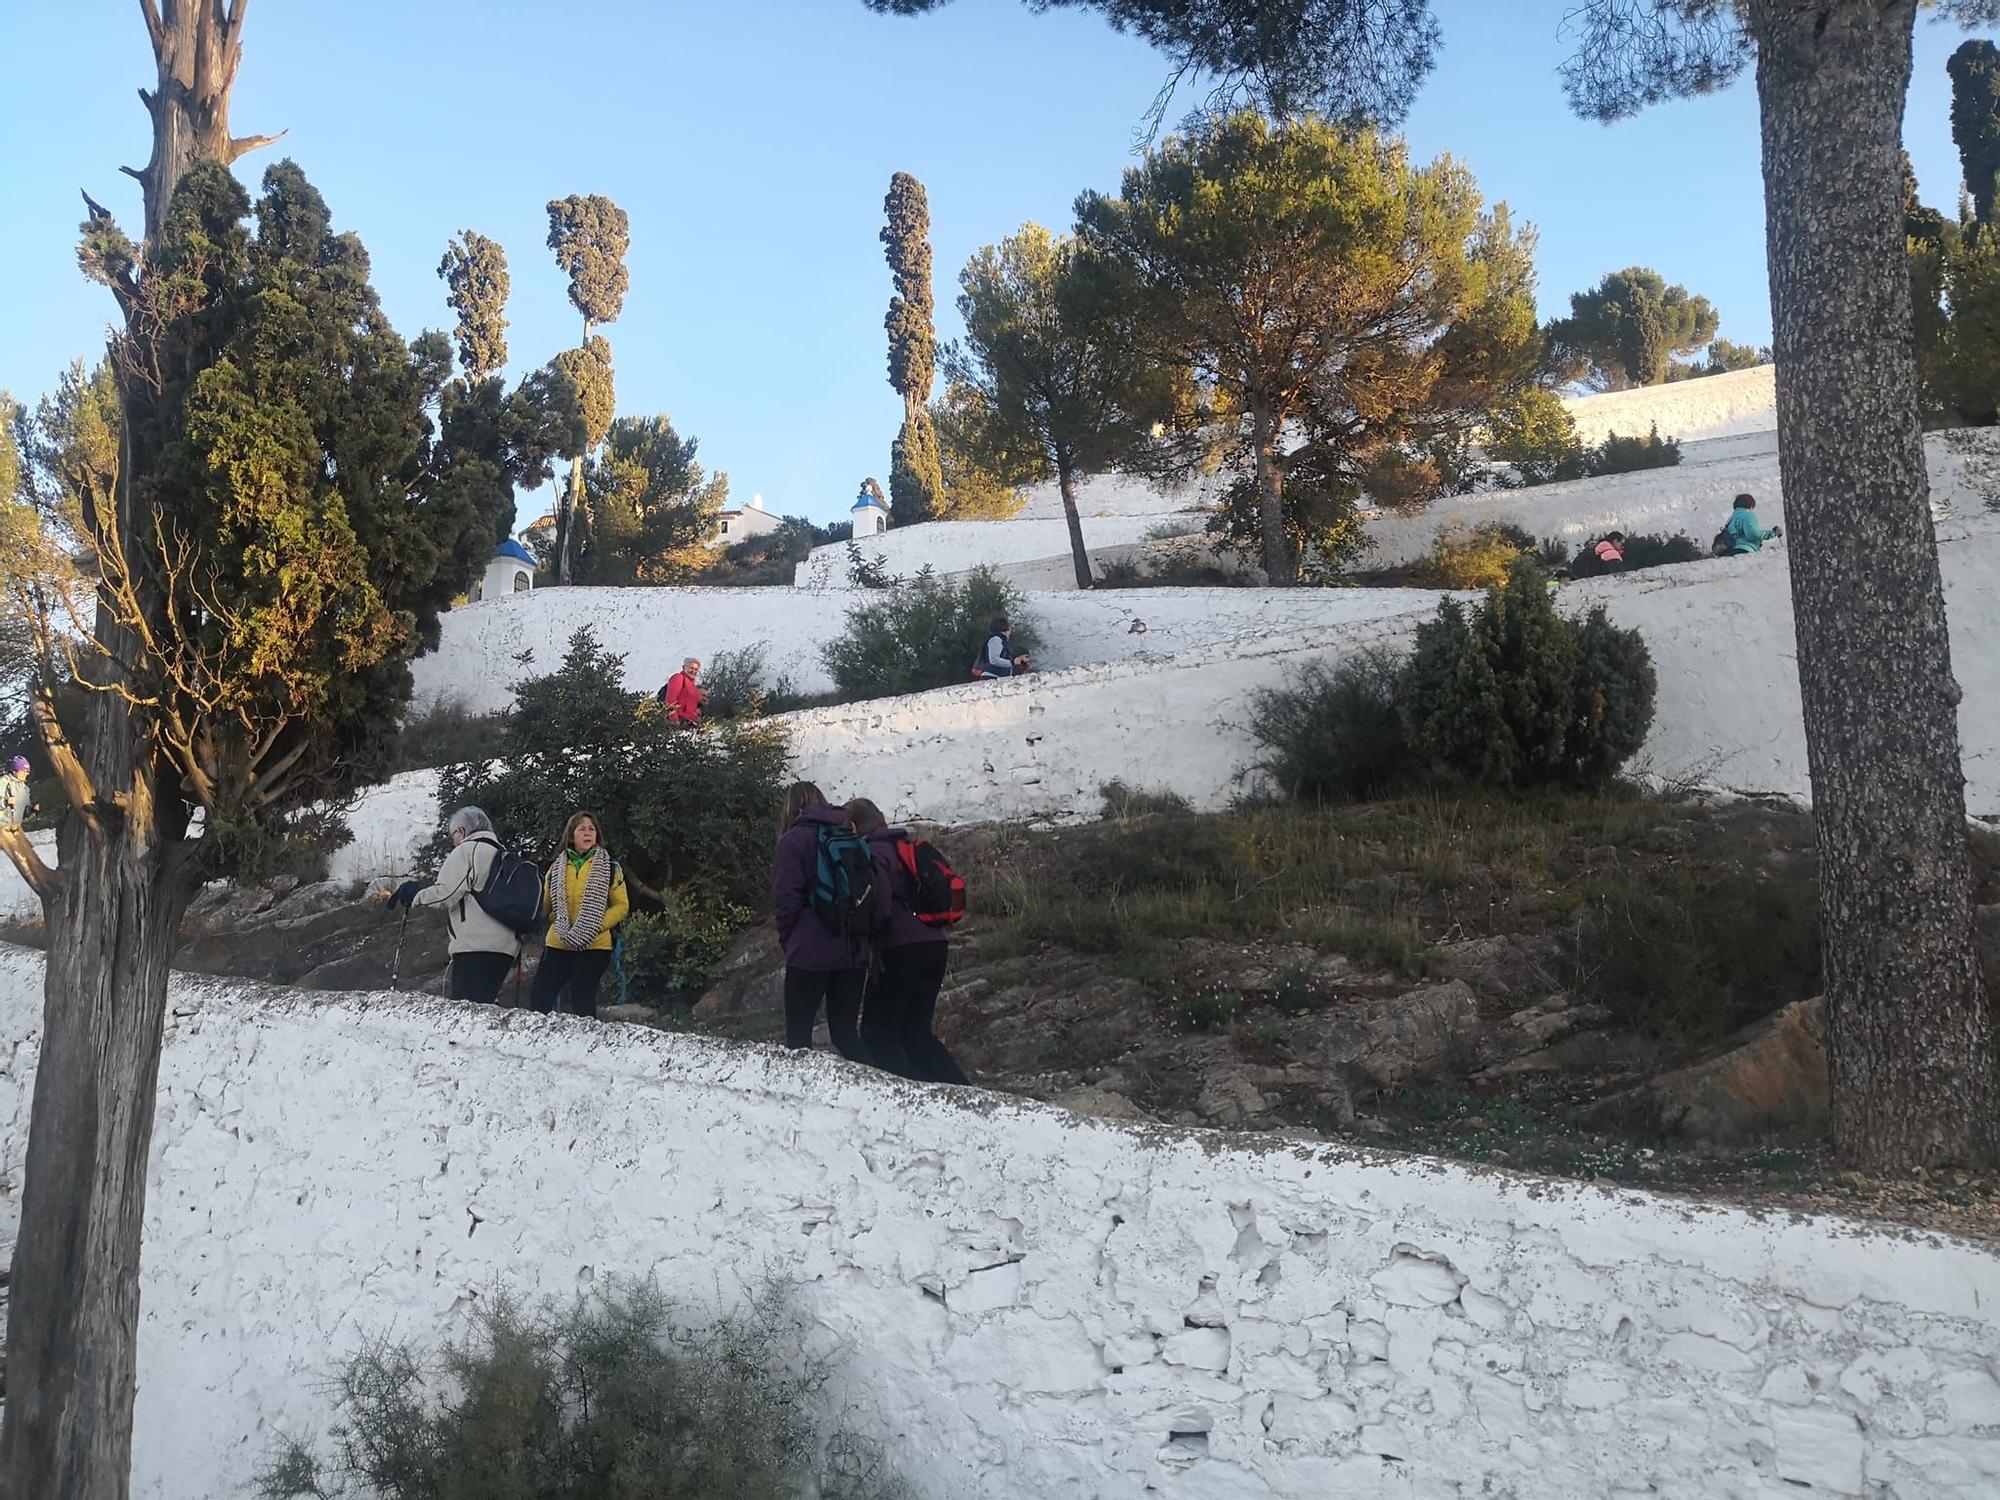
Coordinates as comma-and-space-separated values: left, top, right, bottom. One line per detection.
1177, 984, 1241, 1032
1423, 518, 1531, 589
888, 408, 943, 530
861, 0, 1442, 125
1569, 530, 1704, 578
1078, 111, 1543, 584
1486, 388, 1589, 485
576, 415, 726, 584
1951, 39, 2000, 227
546, 195, 631, 329
1592, 425, 1682, 474
437, 231, 510, 384
947, 223, 1184, 578
621, 890, 755, 1001
1249, 649, 1410, 801
71, 160, 514, 848
437, 629, 789, 928
1400, 566, 1654, 788
550, 336, 616, 453
1665, 338, 1771, 381
821, 567, 1038, 700
702, 516, 849, 587
931, 384, 1028, 519
697, 642, 787, 721
1916, 222, 2000, 427
1550, 267, 1721, 389
883, 173, 942, 524
258, 1279, 907, 1500
392, 697, 505, 774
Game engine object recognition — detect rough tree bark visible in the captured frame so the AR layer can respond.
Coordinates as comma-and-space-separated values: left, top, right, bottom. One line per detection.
1748, 0, 1998, 1168
1055, 454, 1093, 589
1250, 398, 1294, 585
127, 0, 283, 240
0, 5, 278, 1495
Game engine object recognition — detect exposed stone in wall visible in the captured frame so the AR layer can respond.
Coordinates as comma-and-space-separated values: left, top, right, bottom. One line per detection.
1, 945, 1997, 1498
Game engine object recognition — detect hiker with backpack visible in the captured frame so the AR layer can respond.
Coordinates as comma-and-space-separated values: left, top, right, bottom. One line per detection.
848, 798, 970, 1085
389, 806, 535, 1005
660, 657, 704, 727
971, 617, 1031, 682
531, 810, 630, 1018
1715, 493, 1781, 556
770, 781, 873, 1060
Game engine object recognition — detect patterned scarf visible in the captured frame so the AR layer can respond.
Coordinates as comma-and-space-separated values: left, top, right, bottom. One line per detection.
548, 847, 613, 949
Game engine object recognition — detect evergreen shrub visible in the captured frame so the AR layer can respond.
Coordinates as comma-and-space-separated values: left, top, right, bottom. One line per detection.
257, 1280, 907, 1500
1248, 649, 1410, 801
1400, 565, 1655, 788
821, 566, 1039, 700
1569, 530, 1706, 577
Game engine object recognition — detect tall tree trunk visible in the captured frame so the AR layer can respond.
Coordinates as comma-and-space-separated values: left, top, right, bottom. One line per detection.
0, 692, 195, 1497
556, 454, 585, 586
1057, 455, 1093, 589
1251, 398, 1293, 585
1748, 0, 1997, 1169
128, 0, 282, 240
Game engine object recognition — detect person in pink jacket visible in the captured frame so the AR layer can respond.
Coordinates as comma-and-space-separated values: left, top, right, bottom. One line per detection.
659, 657, 704, 726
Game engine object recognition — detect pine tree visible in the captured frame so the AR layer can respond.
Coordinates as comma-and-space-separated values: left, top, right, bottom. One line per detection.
1950, 38, 2000, 228
1548, 267, 1722, 389
1077, 113, 1541, 584
578, 415, 729, 583
882, 172, 943, 525
546, 194, 631, 583
950, 224, 1182, 586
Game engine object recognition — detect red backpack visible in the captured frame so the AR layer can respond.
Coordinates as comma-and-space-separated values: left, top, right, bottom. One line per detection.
894, 836, 967, 927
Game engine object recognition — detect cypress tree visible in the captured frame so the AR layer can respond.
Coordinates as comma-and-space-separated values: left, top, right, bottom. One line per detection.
1950, 39, 2000, 228
437, 230, 510, 385
546, 194, 631, 583
882, 172, 943, 525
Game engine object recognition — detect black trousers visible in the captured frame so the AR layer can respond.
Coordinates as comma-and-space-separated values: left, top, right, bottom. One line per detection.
450, 951, 515, 1005
865, 942, 969, 1085
783, 966, 867, 1059
532, 947, 614, 1017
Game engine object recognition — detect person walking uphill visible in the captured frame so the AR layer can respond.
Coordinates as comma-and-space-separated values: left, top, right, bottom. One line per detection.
533, 811, 629, 1018
849, 798, 969, 1085
391, 806, 521, 1005
771, 781, 872, 1060
660, 657, 704, 726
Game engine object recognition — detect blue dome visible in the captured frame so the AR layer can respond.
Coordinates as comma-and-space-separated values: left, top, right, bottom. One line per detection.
853, 492, 889, 512
494, 538, 535, 565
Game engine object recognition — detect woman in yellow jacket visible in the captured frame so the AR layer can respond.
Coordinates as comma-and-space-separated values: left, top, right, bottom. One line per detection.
531, 811, 629, 1017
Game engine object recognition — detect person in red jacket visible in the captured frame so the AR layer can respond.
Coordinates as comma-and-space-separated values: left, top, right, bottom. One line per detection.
660, 657, 704, 726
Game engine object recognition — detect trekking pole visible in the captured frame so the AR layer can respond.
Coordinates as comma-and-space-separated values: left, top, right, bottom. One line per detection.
389, 904, 410, 993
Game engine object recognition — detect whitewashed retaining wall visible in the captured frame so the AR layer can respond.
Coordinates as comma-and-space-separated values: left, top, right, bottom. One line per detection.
413, 581, 1449, 718
1, 945, 1997, 1499
1561, 364, 1778, 446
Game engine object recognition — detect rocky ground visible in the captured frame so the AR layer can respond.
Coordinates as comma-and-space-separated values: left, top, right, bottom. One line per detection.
15, 786, 1997, 1238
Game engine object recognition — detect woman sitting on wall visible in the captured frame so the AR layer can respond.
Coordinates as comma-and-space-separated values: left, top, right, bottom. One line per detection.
532, 811, 629, 1018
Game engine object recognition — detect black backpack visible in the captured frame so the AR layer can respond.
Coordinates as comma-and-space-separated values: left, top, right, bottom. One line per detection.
468, 837, 546, 939
811, 822, 878, 939
1711, 528, 1735, 558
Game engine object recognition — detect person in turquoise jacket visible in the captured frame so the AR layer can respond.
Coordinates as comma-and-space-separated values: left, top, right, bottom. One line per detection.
1724, 493, 1782, 554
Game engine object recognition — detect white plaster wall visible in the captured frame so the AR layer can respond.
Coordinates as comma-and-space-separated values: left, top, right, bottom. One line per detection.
412, 580, 1450, 719
1560, 364, 1778, 447
1, 944, 1997, 1499
794, 514, 1201, 589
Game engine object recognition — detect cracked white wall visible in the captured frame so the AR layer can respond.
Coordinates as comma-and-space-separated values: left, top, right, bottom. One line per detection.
1, 945, 1998, 1499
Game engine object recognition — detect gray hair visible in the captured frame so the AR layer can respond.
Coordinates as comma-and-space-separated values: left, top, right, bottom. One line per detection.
683, 656, 700, 670
448, 806, 493, 838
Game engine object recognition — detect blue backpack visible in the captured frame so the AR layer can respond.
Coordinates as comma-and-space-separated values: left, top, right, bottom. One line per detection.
811, 822, 878, 939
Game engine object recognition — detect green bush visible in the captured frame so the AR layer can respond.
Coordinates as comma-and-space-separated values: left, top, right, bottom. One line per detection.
1400, 565, 1654, 788
620, 887, 754, 1002
698, 643, 784, 722
1422, 519, 1533, 589
1486, 389, 1590, 485
1591, 424, 1681, 475
1569, 530, 1705, 578
258, 1280, 907, 1500
1248, 649, 1410, 801
435, 630, 788, 985
821, 566, 1040, 700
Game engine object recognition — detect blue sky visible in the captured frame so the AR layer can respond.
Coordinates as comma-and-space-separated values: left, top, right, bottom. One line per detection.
0, 1, 1986, 530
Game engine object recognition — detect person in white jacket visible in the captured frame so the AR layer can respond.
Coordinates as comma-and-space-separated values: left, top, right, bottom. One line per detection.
389, 806, 519, 1004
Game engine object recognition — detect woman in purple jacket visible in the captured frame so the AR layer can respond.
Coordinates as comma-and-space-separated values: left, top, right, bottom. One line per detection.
849, 798, 970, 1085
771, 781, 870, 1059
